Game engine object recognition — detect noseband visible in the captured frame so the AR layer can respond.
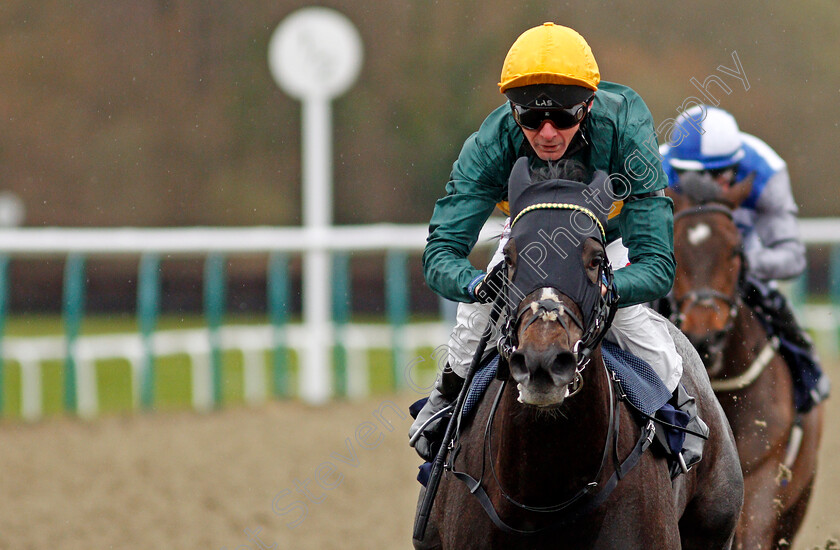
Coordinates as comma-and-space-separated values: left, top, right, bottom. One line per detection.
496, 199, 618, 394
510, 297, 588, 396
673, 288, 740, 331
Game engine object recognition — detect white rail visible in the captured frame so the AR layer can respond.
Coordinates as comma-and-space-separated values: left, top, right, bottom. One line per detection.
3, 322, 450, 420
0, 218, 835, 417
0, 218, 835, 255
0, 221, 507, 255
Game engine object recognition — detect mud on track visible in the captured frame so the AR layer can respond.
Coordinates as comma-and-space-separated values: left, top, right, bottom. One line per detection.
0, 368, 837, 549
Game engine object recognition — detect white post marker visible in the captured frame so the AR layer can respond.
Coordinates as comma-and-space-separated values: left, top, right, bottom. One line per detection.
268, 8, 363, 404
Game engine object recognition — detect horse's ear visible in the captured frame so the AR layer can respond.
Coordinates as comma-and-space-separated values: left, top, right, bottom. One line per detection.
507, 156, 532, 212
722, 171, 755, 208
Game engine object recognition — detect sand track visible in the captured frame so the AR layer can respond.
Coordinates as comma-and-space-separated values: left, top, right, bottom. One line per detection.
0, 384, 836, 549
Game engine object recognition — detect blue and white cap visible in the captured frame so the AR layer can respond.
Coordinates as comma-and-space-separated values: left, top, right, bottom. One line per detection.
668, 105, 745, 171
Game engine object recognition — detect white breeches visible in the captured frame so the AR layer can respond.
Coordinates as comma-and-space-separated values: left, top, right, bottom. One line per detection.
446, 227, 682, 393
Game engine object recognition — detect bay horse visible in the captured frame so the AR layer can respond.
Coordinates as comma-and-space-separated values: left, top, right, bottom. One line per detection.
414, 159, 743, 549
668, 177, 824, 549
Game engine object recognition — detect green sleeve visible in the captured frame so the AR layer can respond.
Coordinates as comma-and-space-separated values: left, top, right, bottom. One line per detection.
613, 195, 675, 306
611, 91, 675, 306
422, 110, 516, 302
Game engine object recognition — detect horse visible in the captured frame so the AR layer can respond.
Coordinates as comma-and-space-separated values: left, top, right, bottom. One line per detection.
668, 177, 825, 549
414, 159, 743, 549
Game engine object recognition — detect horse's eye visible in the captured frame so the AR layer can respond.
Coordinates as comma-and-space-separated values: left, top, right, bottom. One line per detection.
588, 255, 603, 269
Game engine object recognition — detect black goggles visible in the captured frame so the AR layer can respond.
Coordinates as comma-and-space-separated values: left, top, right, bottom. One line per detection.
510, 99, 592, 131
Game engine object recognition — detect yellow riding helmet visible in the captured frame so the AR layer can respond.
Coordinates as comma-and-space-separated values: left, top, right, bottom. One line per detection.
499, 23, 600, 95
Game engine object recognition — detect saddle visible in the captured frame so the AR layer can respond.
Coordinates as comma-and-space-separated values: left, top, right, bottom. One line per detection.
740, 275, 830, 412
411, 344, 707, 485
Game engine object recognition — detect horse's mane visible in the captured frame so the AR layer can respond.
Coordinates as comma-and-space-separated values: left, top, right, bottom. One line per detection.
531, 159, 591, 184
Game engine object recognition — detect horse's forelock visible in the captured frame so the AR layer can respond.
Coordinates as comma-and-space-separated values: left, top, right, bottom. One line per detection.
678, 172, 723, 205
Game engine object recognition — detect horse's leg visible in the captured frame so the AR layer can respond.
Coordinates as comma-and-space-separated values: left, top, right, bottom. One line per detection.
774, 404, 824, 547
775, 476, 815, 548
677, 421, 743, 550
735, 463, 791, 550
679, 468, 741, 550
670, 323, 743, 550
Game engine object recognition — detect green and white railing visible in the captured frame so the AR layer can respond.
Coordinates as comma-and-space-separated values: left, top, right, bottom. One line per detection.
0, 223, 502, 418
0, 219, 836, 419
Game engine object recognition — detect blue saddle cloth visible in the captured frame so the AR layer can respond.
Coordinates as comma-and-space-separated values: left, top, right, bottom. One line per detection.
600, 341, 673, 416
416, 343, 678, 487
463, 355, 501, 418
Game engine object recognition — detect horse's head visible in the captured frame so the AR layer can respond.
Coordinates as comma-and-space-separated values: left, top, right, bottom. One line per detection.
668, 171, 753, 372
500, 158, 615, 408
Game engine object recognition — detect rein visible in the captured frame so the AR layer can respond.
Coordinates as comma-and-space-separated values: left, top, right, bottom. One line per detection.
710, 337, 780, 392
448, 360, 655, 535
444, 199, 636, 535
673, 201, 776, 392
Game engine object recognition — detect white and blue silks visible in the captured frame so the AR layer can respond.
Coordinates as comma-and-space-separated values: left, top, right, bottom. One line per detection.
661, 107, 805, 282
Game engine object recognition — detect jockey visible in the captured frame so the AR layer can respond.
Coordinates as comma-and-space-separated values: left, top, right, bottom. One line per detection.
410, 22, 707, 469
660, 104, 830, 412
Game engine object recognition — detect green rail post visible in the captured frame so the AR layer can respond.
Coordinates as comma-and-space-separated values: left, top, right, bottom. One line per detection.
267, 253, 290, 397
830, 245, 840, 346
62, 254, 86, 414
0, 254, 9, 415
137, 254, 161, 409
386, 250, 409, 390
790, 264, 808, 321
332, 252, 350, 397
204, 253, 226, 408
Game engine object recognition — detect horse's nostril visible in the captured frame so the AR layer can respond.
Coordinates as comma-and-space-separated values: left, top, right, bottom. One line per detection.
549, 351, 577, 385
509, 348, 576, 387
510, 350, 528, 380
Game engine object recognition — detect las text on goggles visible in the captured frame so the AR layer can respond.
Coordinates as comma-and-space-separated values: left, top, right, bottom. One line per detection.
510, 99, 592, 131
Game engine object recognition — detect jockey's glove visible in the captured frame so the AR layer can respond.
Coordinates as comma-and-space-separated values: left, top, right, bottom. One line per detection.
470, 261, 505, 304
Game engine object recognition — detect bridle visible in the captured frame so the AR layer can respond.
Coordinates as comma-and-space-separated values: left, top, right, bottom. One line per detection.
445, 199, 657, 536
670, 203, 744, 336
670, 202, 751, 377
449, 325, 656, 536
496, 203, 619, 389
672, 201, 782, 393
505, 297, 594, 397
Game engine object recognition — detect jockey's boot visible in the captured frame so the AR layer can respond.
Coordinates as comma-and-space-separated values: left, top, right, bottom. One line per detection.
408, 366, 465, 462
671, 384, 709, 476
742, 275, 830, 411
